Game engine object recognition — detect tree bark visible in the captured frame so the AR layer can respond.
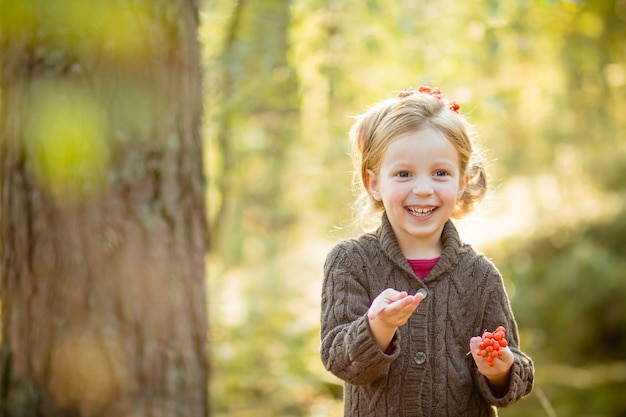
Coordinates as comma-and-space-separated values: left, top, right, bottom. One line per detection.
0, 1, 209, 416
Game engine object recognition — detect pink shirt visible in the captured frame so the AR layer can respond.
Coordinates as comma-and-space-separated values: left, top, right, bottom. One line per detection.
407, 258, 440, 280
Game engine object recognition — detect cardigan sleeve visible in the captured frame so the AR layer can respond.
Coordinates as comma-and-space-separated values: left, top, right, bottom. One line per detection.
320, 241, 400, 386
471, 263, 535, 407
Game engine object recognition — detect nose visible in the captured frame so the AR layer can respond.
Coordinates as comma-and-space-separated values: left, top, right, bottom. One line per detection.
412, 176, 434, 196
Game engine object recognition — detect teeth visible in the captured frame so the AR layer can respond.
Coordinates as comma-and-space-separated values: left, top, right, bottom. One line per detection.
409, 207, 434, 216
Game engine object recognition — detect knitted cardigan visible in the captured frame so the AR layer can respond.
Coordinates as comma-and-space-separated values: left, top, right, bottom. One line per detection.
320, 214, 534, 416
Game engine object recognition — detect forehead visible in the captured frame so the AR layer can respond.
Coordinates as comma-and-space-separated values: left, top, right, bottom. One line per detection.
383, 129, 458, 162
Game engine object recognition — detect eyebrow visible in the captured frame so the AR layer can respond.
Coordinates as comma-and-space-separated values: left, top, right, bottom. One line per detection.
388, 159, 458, 169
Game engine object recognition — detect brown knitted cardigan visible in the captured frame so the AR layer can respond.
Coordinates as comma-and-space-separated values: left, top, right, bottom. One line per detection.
321, 214, 534, 416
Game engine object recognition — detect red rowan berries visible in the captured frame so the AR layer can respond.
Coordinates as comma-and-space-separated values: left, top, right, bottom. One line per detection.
478, 326, 507, 367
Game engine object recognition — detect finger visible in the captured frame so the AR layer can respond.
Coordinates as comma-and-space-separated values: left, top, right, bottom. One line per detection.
499, 347, 515, 364
368, 289, 399, 319
413, 291, 425, 305
401, 294, 423, 312
379, 288, 403, 299
368, 302, 385, 319
399, 302, 420, 318
469, 336, 482, 352
390, 291, 409, 302
468, 337, 482, 360
387, 295, 422, 319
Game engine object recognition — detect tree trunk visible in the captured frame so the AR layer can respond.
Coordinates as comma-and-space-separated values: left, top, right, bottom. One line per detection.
0, 1, 209, 416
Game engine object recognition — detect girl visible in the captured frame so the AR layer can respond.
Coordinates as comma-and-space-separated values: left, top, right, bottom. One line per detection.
320, 87, 534, 416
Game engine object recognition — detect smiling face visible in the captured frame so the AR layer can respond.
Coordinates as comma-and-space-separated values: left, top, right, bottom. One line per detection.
367, 128, 467, 258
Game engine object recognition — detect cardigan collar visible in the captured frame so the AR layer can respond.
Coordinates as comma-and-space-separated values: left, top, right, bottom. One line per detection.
375, 212, 464, 281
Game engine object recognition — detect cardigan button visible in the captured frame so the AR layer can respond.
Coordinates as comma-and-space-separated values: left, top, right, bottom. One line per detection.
416, 288, 428, 299
414, 351, 426, 365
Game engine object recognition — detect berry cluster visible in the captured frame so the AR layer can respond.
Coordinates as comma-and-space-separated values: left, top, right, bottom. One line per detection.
477, 326, 508, 366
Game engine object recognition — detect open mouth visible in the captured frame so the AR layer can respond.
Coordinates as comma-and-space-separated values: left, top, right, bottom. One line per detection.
407, 207, 436, 217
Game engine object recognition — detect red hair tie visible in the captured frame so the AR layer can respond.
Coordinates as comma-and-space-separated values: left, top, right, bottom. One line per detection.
399, 86, 460, 113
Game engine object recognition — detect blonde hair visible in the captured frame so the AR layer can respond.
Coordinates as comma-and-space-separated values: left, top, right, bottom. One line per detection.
349, 88, 488, 231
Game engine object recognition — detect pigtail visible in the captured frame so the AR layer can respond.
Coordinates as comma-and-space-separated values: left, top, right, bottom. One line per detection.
454, 158, 489, 219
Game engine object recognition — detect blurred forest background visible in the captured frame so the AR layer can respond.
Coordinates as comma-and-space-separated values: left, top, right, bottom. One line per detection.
0, 0, 624, 415
202, 0, 626, 416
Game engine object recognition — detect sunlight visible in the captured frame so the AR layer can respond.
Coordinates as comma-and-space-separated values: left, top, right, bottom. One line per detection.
456, 173, 623, 250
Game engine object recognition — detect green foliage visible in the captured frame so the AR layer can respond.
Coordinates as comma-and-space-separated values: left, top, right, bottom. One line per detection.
491, 208, 626, 415
201, 0, 626, 415
212, 312, 329, 416
497, 208, 626, 363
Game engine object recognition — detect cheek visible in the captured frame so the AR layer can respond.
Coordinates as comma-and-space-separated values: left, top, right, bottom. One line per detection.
384, 183, 411, 202
446, 184, 465, 201
432, 181, 460, 198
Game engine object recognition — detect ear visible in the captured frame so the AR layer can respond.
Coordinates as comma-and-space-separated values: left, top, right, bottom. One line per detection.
366, 169, 381, 201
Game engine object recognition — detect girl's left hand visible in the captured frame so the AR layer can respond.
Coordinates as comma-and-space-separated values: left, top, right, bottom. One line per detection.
469, 336, 514, 389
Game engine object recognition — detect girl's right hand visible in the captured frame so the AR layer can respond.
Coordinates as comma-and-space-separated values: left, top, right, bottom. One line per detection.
368, 288, 425, 351
368, 288, 424, 327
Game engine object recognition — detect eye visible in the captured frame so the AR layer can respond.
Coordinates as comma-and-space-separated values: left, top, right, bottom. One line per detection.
395, 171, 410, 178
433, 169, 451, 177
